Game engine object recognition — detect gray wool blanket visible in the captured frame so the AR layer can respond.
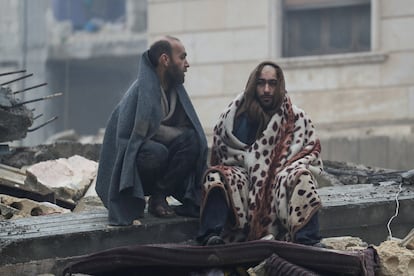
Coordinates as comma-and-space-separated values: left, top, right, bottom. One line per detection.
95, 51, 208, 225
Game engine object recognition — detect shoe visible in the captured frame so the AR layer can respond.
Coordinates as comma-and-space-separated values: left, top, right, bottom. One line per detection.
174, 201, 200, 218
203, 234, 225, 246
312, 242, 330, 248
148, 195, 175, 218
260, 234, 275, 241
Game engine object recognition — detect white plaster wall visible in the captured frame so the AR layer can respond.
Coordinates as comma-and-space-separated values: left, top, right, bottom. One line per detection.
148, 0, 271, 136
0, 0, 21, 62
381, 0, 414, 18
147, 0, 414, 145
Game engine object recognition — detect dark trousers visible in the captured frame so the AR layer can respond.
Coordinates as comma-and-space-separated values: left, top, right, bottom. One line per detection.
197, 187, 229, 243
198, 188, 321, 245
136, 129, 200, 201
294, 212, 322, 245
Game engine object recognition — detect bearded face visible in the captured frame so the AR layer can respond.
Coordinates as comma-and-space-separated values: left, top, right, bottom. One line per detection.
165, 61, 185, 86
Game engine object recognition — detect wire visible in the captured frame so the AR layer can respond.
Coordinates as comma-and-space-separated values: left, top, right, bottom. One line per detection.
386, 182, 403, 240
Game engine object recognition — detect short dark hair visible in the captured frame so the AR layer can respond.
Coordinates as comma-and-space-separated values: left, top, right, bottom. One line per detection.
148, 40, 172, 67
148, 36, 180, 67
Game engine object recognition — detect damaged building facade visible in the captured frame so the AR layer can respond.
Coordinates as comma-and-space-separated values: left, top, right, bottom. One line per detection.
0, 0, 414, 170
147, 0, 414, 170
1, 1, 414, 275
0, 0, 147, 146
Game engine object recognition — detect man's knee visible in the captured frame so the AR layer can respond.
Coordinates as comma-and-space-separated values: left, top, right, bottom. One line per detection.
181, 129, 200, 153
137, 140, 168, 170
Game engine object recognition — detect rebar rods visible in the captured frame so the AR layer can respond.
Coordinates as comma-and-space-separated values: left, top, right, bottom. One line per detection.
0, 69, 62, 141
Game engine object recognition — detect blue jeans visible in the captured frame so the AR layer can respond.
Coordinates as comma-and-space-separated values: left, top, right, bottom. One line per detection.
294, 211, 322, 245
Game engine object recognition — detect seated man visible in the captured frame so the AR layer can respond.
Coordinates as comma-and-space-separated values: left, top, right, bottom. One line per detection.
96, 36, 208, 225
198, 61, 323, 246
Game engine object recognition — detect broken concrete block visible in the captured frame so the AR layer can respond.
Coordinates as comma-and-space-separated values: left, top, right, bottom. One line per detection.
321, 236, 368, 251
0, 86, 33, 143
26, 155, 98, 203
314, 170, 344, 187
83, 175, 98, 198
0, 163, 56, 203
73, 176, 105, 213
0, 202, 19, 219
0, 194, 70, 219
375, 240, 414, 276
400, 228, 414, 250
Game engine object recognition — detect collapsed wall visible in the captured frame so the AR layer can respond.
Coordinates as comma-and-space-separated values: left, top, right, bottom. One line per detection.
0, 86, 33, 143
0, 70, 60, 144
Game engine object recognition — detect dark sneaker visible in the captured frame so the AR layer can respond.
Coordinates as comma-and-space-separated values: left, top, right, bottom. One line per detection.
204, 235, 225, 246
312, 242, 331, 249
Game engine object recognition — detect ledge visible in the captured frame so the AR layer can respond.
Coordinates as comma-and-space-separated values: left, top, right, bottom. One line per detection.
275, 51, 388, 69
47, 31, 147, 60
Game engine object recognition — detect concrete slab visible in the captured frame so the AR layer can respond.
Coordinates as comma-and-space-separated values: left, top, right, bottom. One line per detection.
0, 182, 413, 274
318, 182, 414, 244
0, 209, 198, 266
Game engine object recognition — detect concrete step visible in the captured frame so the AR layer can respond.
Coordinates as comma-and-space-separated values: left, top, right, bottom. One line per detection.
0, 182, 413, 271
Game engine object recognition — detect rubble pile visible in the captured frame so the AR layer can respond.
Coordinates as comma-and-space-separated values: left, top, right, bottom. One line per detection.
0, 82, 33, 143
0, 154, 100, 220
0, 194, 70, 219
376, 238, 414, 276
26, 155, 98, 203
0, 70, 61, 144
321, 234, 414, 276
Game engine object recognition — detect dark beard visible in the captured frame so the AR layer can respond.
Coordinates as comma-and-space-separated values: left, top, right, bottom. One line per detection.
165, 63, 184, 88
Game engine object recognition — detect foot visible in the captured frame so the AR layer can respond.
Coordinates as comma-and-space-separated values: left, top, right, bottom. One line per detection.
148, 195, 175, 218
312, 242, 331, 249
203, 234, 225, 246
173, 201, 200, 218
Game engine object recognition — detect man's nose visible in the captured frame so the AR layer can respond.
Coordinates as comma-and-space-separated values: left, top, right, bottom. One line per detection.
185, 60, 190, 68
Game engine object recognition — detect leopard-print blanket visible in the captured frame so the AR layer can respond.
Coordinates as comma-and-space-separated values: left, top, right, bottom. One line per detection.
201, 93, 323, 242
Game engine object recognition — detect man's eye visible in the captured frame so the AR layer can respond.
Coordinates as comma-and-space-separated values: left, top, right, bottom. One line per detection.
257, 79, 278, 87
268, 80, 278, 86
256, 79, 265, 86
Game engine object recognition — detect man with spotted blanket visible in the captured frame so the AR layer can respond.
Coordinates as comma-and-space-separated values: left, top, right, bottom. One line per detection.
197, 61, 324, 247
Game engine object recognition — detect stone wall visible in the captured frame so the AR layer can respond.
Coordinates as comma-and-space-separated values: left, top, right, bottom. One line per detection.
147, 0, 414, 141
0, 0, 20, 65
320, 134, 414, 170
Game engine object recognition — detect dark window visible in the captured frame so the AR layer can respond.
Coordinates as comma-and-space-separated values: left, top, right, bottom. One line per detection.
283, 0, 371, 57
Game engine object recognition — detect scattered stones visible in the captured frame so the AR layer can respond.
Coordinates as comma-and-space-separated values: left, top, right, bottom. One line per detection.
0, 141, 101, 168
321, 236, 368, 251
375, 239, 414, 276
25, 155, 98, 203
321, 235, 414, 276
401, 228, 414, 251
73, 177, 105, 213
0, 194, 70, 219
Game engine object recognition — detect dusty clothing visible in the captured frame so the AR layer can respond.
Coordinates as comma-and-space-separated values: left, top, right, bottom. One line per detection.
96, 51, 208, 225
153, 87, 190, 144
201, 93, 323, 242
137, 129, 200, 198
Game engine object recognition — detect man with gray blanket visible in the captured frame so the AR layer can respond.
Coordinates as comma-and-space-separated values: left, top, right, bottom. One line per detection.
96, 36, 208, 225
